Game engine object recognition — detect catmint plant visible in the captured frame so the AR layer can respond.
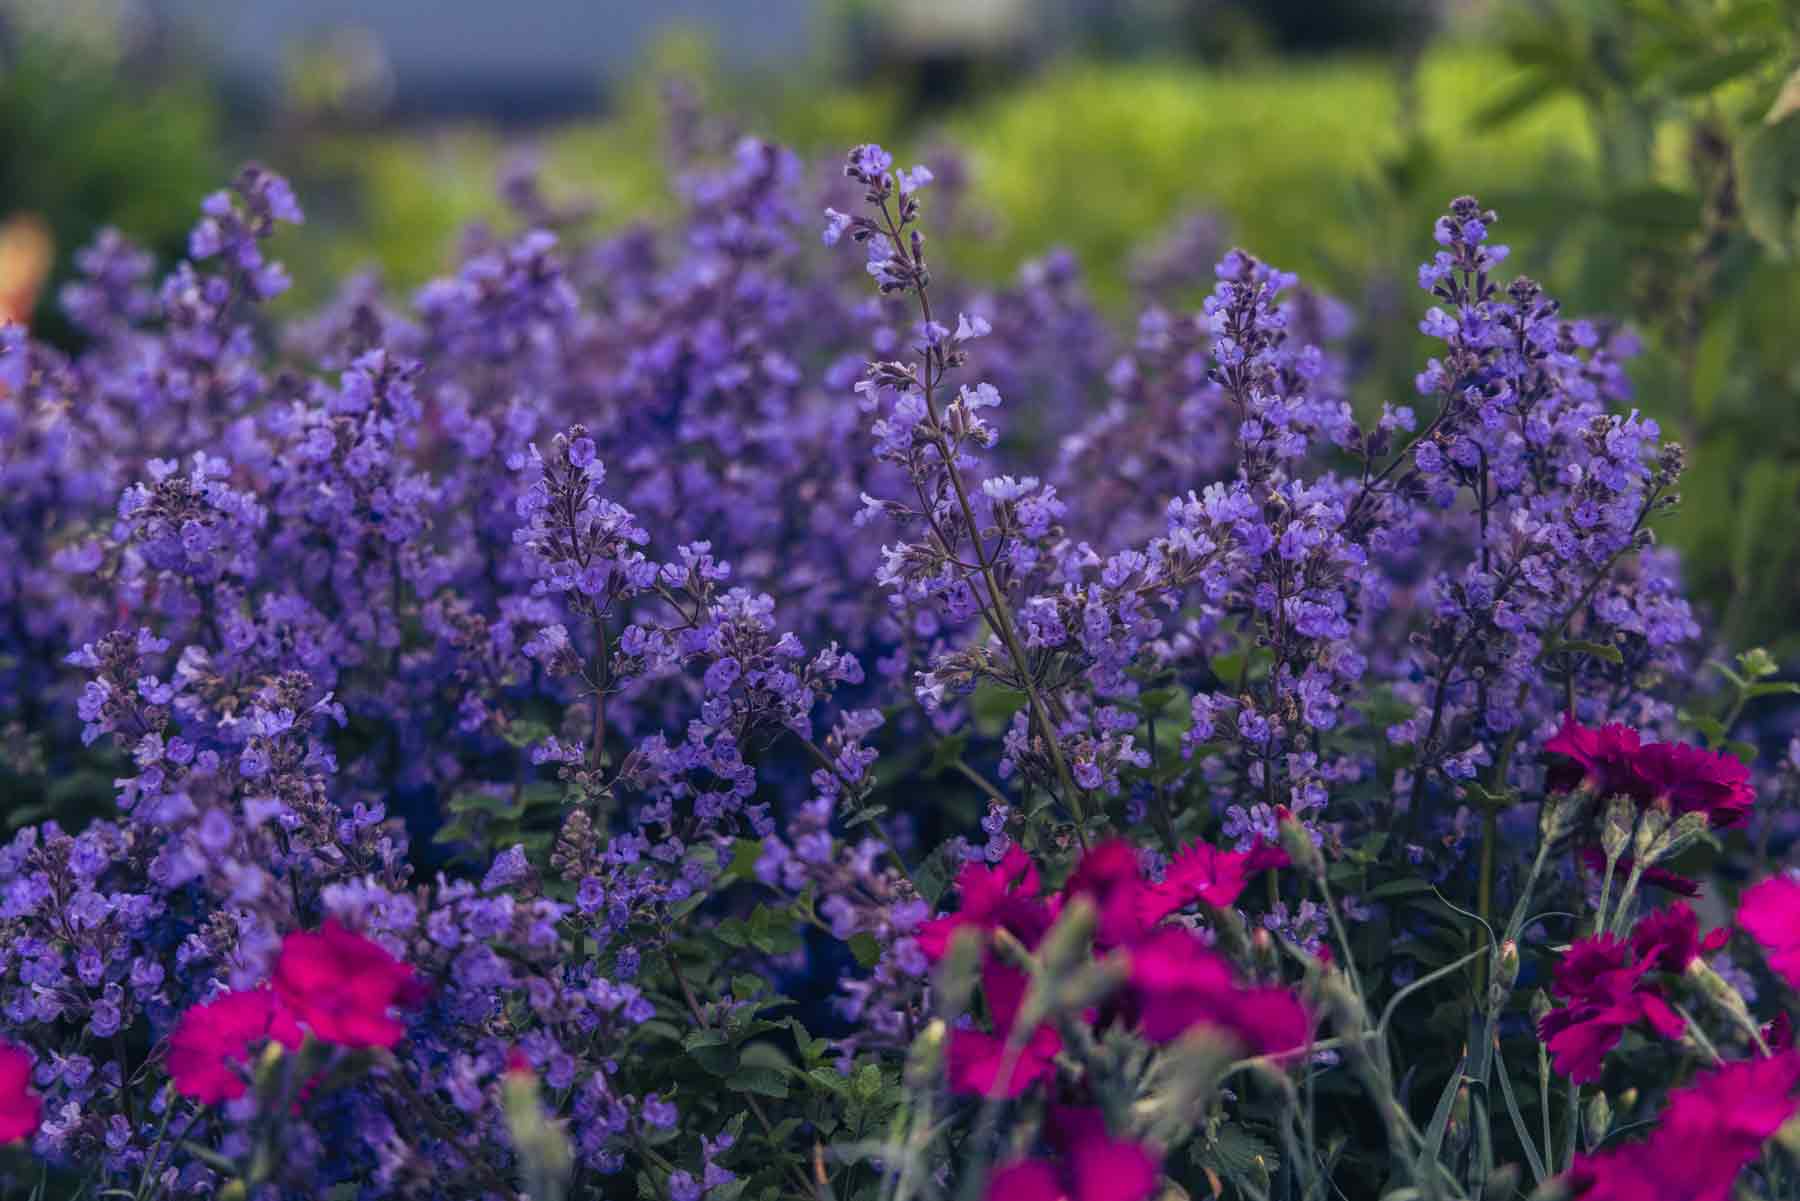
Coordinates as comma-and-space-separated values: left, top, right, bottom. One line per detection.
0, 103, 1796, 1201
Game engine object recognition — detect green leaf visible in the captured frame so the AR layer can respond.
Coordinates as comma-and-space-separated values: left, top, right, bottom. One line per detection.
727, 1073, 792, 1101
1740, 103, 1800, 258
970, 685, 1027, 734
1730, 462, 1800, 593
500, 718, 553, 749
1689, 313, 1736, 421
683, 1031, 737, 1076
849, 1063, 884, 1103
1471, 72, 1561, 130
1601, 186, 1699, 232
925, 731, 970, 779
911, 842, 962, 907
848, 932, 882, 968
843, 803, 889, 828
1548, 639, 1623, 665
806, 1066, 848, 1094
1367, 877, 1438, 900
1418, 1052, 1469, 1180
1136, 687, 1182, 717
725, 838, 763, 883
1665, 45, 1775, 95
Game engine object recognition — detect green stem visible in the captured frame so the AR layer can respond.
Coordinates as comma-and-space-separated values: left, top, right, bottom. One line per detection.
1474, 806, 1498, 997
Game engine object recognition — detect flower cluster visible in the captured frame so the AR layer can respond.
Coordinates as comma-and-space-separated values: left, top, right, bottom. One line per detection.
0, 111, 1793, 1201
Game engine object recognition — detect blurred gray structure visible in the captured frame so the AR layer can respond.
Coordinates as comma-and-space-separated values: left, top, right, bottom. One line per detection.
7, 0, 822, 120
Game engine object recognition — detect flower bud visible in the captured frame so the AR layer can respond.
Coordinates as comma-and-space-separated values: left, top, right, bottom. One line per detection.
1599, 796, 1634, 863
1483, 1163, 1521, 1200
1776, 1112, 1800, 1159
1528, 989, 1554, 1030
251, 1036, 291, 1113
1277, 814, 1324, 881
504, 1055, 574, 1201
1318, 969, 1366, 1042
1144, 1027, 1236, 1124
1650, 811, 1709, 864
1632, 801, 1670, 864
904, 1020, 945, 1090
1250, 927, 1278, 974
1056, 952, 1130, 1016
1538, 794, 1570, 842
1583, 1091, 1611, 1147
1039, 896, 1097, 979
218, 1183, 247, 1201
1201, 901, 1250, 960
1487, 940, 1519, 1012
1445, 1085, 1472, 1156
1685, 958, 1753, 1023
934, 926, 984, 1020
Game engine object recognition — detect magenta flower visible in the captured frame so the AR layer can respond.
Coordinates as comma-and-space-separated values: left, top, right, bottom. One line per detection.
1629, 740, 1755, 828
1567, 1052, 1800, 1201
1546, 716, 1754, 828
1060, 837, 1289, 952
1142, 837, 1288, 924
1738, 874, 1800, 989
917, 845, 1054, 963
983, 1107, 1160, 1201
1630, 902, 1726, 973
946, 959, 1061, 1098
1544, 716, 1642, 798
168, 989, 304, 1104
272, 921, 422, 1050
1537, 913, 1709, 1083
0, 1041, 40, 1145
1124, 927, 1310, 1053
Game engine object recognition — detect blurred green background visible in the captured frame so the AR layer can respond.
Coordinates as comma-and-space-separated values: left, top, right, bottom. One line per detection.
3, 0, 1797, 652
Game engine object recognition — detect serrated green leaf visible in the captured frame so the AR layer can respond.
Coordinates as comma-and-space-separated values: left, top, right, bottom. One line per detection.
727, 1073, 792, 1101
848, 931, 882, 968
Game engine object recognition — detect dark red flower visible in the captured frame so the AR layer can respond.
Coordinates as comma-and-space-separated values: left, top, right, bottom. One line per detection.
0, 1041, 40, 1145
272, 921, 419, 1050
917, 845, 1054, 963
946, 959, 1060, 1098
1738, 875, 1800, 990
983, 1106, 1161, 1201
1538, 929, 1685, 1083
1062, 840, 1157, 951
1629, 903, 1724, 974
1544, 716, 1641, 798
1546, 716, 1755, 828
1141, 838, 1287, 927
1125, 927, 1310, 1054
168, 988, 304, 1103
1628, 740, 1755, 828
1567, 1051, 1800, 1201
1578, 847, 1699, 897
